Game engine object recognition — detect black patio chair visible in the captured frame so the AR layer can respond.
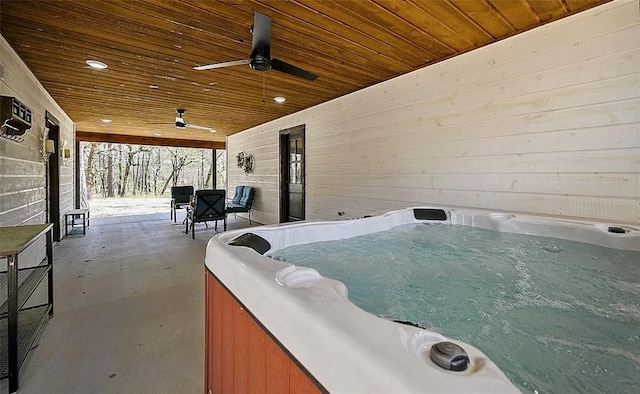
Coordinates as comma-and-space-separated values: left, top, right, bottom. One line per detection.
171, 185, 194, 223
226, 185, 256, 224
186, 189, 226, 239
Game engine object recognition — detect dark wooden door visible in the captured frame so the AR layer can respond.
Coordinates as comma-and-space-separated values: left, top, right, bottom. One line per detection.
280, 126, 305, 222
46, 113, 61, 241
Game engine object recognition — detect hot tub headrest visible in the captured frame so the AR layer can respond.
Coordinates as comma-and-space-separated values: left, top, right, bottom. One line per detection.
229, 232, 271, 255
413, 208, 447, 221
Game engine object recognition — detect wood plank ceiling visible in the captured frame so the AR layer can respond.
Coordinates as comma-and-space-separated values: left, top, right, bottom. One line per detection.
1, 0, 609, 147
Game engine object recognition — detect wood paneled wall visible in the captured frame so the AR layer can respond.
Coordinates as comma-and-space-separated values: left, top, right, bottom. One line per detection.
0, 35, 75, 230
227, 1, 640, 226
205, 269, 322, 394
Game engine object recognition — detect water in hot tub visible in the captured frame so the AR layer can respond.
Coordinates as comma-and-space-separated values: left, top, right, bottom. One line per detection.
269, 223, 640, 393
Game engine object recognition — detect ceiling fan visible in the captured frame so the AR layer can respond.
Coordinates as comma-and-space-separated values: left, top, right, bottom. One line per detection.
194, 12, 318, 81
174, 109, 216, 133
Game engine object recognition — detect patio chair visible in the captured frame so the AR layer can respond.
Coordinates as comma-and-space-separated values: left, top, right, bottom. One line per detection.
226, 185, 255, 224
171, 185, 194, 223
186, 189, 226, 239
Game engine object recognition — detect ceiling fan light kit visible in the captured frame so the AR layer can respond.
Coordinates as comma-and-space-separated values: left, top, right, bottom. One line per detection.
194, 12, 318, 81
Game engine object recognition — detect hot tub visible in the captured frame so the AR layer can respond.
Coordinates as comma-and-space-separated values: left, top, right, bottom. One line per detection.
204, 207, 639, 393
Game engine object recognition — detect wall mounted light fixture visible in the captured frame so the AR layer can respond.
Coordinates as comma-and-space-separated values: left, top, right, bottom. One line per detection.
61, 140, 71, 166
45, 139, 55, 153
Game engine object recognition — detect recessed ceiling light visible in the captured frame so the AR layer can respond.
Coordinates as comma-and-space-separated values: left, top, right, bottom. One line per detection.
100, 119, 112, 123
274, 96, 286, 103
149, 85, 159, 89
86, 60, 108, 70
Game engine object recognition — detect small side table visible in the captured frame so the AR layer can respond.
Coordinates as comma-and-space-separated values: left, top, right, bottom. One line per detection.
64, 208, 90, 236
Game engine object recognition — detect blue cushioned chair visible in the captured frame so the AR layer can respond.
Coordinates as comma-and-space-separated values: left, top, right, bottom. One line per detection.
226, 186, 255, 224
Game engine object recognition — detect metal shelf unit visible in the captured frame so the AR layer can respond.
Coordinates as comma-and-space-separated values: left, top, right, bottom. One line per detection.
0, 224, 54, 393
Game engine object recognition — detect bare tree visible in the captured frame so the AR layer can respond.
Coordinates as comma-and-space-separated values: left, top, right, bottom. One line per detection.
215, 150, 227, 188
106, 143, 115, 197
116, 145, 152, 196
160, 148, 196, 195
83, 143, 98, 200
153, 148, 161, 195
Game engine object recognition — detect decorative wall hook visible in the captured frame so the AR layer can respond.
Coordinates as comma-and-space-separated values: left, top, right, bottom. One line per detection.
236, 151, 254, 174
236, 151, 245, 168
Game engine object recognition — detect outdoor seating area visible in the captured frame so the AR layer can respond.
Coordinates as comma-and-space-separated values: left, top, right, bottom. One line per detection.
173, 185, 256, 239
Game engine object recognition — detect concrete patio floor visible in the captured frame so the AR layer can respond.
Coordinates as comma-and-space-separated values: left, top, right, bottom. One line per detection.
3, 210, 256, 393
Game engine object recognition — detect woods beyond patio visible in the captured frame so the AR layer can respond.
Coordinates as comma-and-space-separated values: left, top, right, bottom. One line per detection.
1, 207, 254, 393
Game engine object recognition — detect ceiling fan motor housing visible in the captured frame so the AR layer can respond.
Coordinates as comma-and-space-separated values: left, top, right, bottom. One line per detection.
250, 53, 271, 71
175, 109, 186, 128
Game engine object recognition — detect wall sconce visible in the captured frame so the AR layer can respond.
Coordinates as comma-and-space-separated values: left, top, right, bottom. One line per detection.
236, 151, 254, 174
60, 140, 71, 166
45, 139, 55, 154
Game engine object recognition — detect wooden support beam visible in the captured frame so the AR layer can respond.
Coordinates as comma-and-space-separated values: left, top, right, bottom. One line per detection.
76, 131, 225, 150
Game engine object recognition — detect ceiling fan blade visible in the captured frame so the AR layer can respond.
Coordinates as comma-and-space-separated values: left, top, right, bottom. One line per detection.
271, 58, 318, 81
251, 12, 271, 58
186, 123, 216, 133
194, 59, 250, 71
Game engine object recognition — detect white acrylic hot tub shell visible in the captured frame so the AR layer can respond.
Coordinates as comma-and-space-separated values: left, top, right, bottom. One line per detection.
205, 207, 640, 393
